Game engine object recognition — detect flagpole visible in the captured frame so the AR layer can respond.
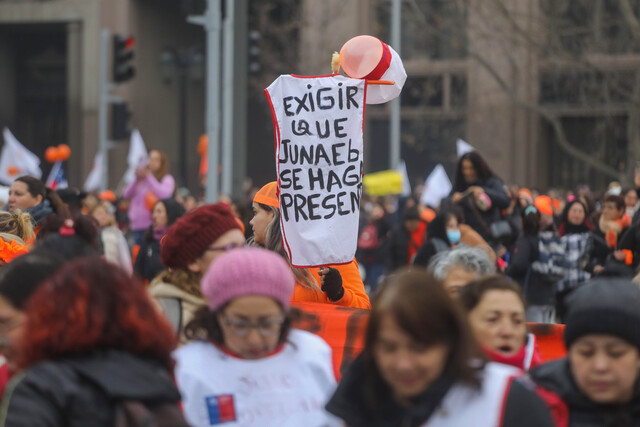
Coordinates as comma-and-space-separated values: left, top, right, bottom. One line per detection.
389, 0, 401, 170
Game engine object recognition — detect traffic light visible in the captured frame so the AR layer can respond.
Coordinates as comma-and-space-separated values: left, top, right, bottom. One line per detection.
248, 30, 261, 74
113, 35, 135, 83
111, 102, 132, 140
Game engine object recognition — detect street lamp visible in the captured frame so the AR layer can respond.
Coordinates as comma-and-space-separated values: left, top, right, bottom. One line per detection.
158, 46, 205, 187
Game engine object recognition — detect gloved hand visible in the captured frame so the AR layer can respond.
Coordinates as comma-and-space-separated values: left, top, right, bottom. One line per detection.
319, 267, 344, 302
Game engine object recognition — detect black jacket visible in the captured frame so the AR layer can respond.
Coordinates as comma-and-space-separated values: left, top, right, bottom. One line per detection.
506, 233, 555, 305
326, 355, 554, 427
531, 358, 640, 427
387, 224, 424, 272
452, 177, 510, 241
0, 350, 182, 427
134, 232, 164, 281
586, 225, 633, 277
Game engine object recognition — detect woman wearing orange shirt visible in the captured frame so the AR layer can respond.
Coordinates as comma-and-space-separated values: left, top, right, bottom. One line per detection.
249, 182, 370, 310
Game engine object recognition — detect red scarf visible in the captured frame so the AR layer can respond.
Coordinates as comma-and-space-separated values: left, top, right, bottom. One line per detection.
481, 334, 542, 371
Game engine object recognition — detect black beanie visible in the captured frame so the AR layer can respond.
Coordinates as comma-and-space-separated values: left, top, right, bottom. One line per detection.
564, 278, 640, 350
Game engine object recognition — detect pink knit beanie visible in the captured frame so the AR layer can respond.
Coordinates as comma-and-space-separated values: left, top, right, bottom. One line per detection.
202, 247, 295, 311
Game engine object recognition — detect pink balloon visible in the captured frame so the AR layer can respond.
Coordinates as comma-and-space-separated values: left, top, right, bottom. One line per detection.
340, 35, 383, 79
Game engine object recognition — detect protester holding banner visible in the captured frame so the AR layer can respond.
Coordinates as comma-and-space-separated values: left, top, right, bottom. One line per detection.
449, 151, 511, 244
133, 198, 185, 282
151, 203, 245, 343
7, 176, 69, 233
325, 268, 554, 427
175, 247, 340, 426
530, 279, 640, 427
122, 149, 175, 245
461, 275, 542, 371
428, 245, 496, 298
249, 182, 370, 309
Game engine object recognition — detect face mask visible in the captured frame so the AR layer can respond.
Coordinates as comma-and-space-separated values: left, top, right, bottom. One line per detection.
446, 230, 461, 244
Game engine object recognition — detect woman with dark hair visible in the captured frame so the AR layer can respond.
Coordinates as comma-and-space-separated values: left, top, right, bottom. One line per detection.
122, 149, 176, 245
32, 214, 101, 260
326, 268, 553, 426
584, 194, 632, 277
460, 275, 542, 371
7, 176, 69, 233
531, 279, 640, 427
249, 182, 370, 309
555, 200, 593, 320
0, 257, 186, 426
174, 247, 339, 426
450, 151, 510, 243
413, 212, 460, 267
0, 254, 59, 389
505, 206, 557, 323
133, 198, 185, 282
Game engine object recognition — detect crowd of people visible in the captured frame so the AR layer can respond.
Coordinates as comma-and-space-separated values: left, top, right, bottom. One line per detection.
0, 147, 636, 426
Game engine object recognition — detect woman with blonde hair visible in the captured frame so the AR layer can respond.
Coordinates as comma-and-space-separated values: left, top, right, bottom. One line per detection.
249, 182, 370, 309
0, 210, 35, 245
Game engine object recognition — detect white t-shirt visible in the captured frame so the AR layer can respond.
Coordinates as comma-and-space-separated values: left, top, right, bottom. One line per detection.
423, 362, 520, 427
173, 329, 341, 427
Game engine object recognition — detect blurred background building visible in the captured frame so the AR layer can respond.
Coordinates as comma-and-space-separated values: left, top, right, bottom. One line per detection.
1, 0, 639, 195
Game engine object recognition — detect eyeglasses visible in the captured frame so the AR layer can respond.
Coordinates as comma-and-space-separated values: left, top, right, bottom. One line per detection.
221, 315, 285, 337
204, 242, 245, 253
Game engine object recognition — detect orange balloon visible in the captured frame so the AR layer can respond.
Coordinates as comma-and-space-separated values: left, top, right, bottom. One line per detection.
197, 134, 208, 156
339, 35, 384, 79
7, 166, 19, 177
145, 191, 159, 211
57, 144, 71, 161
45, 147, 60, 163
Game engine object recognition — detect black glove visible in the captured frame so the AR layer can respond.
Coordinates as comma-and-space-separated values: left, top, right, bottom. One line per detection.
321, 267, 344, 302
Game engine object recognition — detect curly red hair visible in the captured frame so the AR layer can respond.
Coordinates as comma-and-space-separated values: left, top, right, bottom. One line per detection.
19, 257, 177, 370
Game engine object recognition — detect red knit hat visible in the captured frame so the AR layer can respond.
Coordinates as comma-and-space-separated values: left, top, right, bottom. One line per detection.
160, 203, 241, 269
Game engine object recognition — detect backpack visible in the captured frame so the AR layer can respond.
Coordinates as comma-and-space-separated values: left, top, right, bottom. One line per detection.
531, 231, 567, 282
114, 400, 190, 427
357, 222, 379, 250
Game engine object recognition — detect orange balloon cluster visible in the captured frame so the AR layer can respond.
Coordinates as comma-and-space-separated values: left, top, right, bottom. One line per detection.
45, 144, 71, 163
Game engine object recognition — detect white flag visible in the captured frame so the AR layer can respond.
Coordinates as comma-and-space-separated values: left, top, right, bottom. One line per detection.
456, 138, 475, 158
0, 128, 42, 185
420, 164, 452, 208
397, 160, 412, 197
122, 129, 148, 185
84, 152, 104, 192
